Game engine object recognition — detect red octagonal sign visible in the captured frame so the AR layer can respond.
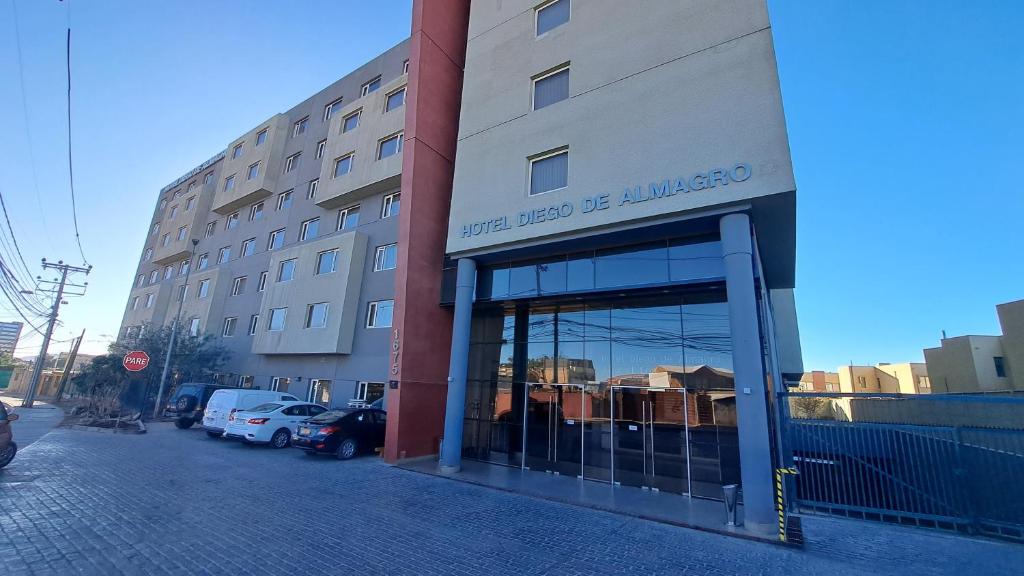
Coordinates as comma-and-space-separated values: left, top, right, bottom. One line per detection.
123, 350, 150, 372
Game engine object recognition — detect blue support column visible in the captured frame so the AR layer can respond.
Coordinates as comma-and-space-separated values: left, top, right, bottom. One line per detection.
720, 213, 776, 534
439, 258, 476, 474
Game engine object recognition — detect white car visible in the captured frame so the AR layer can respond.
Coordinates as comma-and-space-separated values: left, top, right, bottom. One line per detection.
223, 401, 327, 448
202, 389, 299, 438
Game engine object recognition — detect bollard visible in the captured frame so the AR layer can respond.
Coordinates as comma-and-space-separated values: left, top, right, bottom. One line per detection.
723, 484, 740, 526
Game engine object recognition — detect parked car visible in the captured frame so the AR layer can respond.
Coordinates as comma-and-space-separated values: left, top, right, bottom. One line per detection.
164, 383, 236, 429
222, 401, 328, 448
0, 401, 20, 469
202, 389, 299, 438
292, 408, 387, 460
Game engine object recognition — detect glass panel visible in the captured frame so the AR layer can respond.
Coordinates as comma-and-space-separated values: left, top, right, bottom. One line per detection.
556, 305, 585, 342
526, 341, 554, 383
566, 252, 594, 292
530, 151, 568, 195
464, 379, 522, 467
524, 383, 583, 477
537, 258, 567, 295
477, 265, 509, 301
582, 385, 612, 482
611, 388, 688, 494
536, 0, 570, 35
526, 308, 555, 343
534, 68, 569, 110
609, 303, 683, 386
509, 261, 538, 299
595, 243, 669, 289
669, 239, 724, 283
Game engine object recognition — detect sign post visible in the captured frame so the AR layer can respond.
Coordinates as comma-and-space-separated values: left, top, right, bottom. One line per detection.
123, 351, 150, 372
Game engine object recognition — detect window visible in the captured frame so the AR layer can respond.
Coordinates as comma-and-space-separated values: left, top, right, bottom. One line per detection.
307, 178, 319, 200
342, 110, 360, 133
284, 152, 301, 173
337, 205, 359, 231
177, 284, 188, 302
226, 212, 239, 230
255, 128, 268, 146
377, 132, 403, 160
374, 244, 398, 271
241, 238, 256, 257
305, 303, 329, 328
278, 259, 296, 282
232, 143, 243, 159
268, 308, 287, 331
150, 269, 160, 283
249, 202, 264, 221
144, 248, 153, 261
204, 172, 214, 185
361, 76, 381, 97
323, 97, 343, 122
185, 196, 196, 211
187, 181, 197, 193
144, 293, 154, 308
248, 314, 259, 336
247, 162, 260, 180
995, 356, 1007, 378
151, 223, 159, 236
293, 116, 309, 137
536, 0, 570, 36
170, 205, 179, 219
224, 174, 236, 191
333, 154, 353, 178
316, 250, 337, 275
222, 317, 237, 337
161, 233, 170, 247
177, 226, 188, 241
308, 380, 331, 405
172, 189, 182, 199
857, 376, 867, 388
270, 377, 290, 392
356, 381, 385, 403
231, 276, 247, 296
315, 139, 327, 159
366, 300, 394, 328
218, 246, 231, 264
188, 318, 201, 337
164, 265, 174, 280
258, 271, 268, 292
300, 218, 320, 241
131, 296, 139, 310
533, 65, 569, 110
529, 148, 568, 195
277, 191, 293, 211
159, 198, 167, 211
136, 274, 145, 287
197, 279, 210, 298
385, 87, 406, 112
381, 192, 400, 218
205, 221, 216, 238
197, 253, 209, 270
238, 375, 254, 389
268, 228, 286, 250
179, 259, 190, 276
403, 59, 410, 75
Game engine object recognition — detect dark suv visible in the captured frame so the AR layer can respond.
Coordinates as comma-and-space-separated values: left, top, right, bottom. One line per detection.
164, 383, 235, 429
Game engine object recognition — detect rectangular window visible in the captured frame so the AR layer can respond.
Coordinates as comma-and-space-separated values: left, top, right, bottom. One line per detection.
248, 314, 259, 336
247, 161, 260, 180
284, 152, 301, 173
145, 293, 155, 308
150, 269, 160, 284
337, 205, 359, 231
131, 296, 139, 310
136, 274, 144, 287
342, 110, 360, 133
533, 65, 569, 110
536, 0, 570, 36
161, 233, 170, 247
144, 248, 153, 261
232, 143, 243, 159
300, 218, 320, 241
278, 259, 296, 282
226, 212, 239, 230
366, 300, 394, 328
204, 172, 214, 185
377, 132, 403, 160
185, 196, 196, 211
187, 181, 197, 193
293, 116, 309, 137
198, 279, 210, 298
179, 259, 190, 276
218, 246, 231, 264
403, 59, 410, 75
177, 226, 188, 241
151, 222, 159, 236
268, 308, 287, 331
231, 276, 246, 296
305, 303, 329, 329
258, 271, 268, 292
385, 87, 406, 112
188, 318, 201, 337
197, 253, 209, 270
249, 202, 264, 221
529, 148, 568, 195
374, 244, 398, 271
995, 356, 1007, 378
323, 97, 343, 121
315, 139, 327, 159
333, 154, 353, 178
381, 192, 400, 218
277, 191, 293, 211
361, 76, 381, 97
169, 205, 179, 219
307, 178, 319, 200
224, 174, 236, 191
172, 189, 182, 199
316, 250, 337, 275
241, 238, 256, 257
268, 228, 285, 250
255, 128, 268, 146
205, 221, 216, 238
222, 317, 237, 337
164, 265, 174, 280
177, 284, 188, 302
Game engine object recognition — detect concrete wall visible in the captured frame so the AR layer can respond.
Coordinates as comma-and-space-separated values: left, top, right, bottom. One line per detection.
875, 363, 930, 394
925, 335, 1009, 393
770, 288, 803, 377
997, 299, 1024, 389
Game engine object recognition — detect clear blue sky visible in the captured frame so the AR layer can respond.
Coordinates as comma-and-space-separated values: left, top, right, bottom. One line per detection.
0, 1, 1021, 371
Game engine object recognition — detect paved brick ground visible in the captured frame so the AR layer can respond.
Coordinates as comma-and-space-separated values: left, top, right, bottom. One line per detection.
0, 424, 1021, 576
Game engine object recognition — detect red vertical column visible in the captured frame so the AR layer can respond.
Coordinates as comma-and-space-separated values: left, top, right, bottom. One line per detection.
383, 0, 471, 463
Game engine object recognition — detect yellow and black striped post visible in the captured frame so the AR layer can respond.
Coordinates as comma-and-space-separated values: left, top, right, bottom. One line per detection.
775, 466, 799, 542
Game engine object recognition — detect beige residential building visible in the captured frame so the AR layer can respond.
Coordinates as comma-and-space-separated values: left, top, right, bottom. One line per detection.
924, 299, 1023, 393
835, 363, 930, 394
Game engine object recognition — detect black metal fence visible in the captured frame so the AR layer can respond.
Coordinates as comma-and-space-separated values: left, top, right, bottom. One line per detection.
778, 392, 1024, 541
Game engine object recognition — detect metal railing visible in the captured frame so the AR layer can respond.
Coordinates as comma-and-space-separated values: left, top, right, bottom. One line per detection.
778, 391, 1024, 541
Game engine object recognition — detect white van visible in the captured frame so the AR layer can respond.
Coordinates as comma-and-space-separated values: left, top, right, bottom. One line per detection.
202, 389, 299, 437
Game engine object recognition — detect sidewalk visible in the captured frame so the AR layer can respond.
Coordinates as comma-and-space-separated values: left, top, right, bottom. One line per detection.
1, 395, 65, 448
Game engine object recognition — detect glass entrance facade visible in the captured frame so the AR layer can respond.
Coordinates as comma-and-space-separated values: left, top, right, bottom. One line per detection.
462, 289, 742, 499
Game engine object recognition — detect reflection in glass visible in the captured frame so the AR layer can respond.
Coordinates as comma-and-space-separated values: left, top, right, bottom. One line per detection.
595, 243, 669, 288
567, 253, 595, 292
669, 239, 725, 282
509, 262, 538, 298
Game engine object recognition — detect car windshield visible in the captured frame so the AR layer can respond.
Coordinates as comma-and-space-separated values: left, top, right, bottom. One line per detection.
246, 403, 283, 413
308, 409, 351, 423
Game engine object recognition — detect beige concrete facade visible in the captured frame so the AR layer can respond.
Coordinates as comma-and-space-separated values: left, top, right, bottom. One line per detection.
835, 363, 930, 394
923, 299, 1023, 393
212, 115, 291, 215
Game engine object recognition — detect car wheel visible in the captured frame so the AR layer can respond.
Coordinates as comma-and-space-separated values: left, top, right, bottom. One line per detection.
174, 417, 195, 429
0, 442, 16, 469
336, 438, 358, 460
206, 431, 221, 439
270, 428, 291, 449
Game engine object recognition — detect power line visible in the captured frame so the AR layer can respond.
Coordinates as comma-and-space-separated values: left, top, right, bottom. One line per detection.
0, 188, 41, 290
65, 15, 88, 265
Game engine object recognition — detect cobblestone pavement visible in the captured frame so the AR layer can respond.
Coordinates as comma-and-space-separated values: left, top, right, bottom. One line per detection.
1, 424, 1021, 576
1, 396, 64, 449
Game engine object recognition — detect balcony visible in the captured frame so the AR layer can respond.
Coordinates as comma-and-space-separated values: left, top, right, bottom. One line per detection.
212, 114, 290, 215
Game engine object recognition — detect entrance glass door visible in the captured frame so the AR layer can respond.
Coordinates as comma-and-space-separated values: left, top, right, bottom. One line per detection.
612, 387, 690, 494
524, 383, 583, 477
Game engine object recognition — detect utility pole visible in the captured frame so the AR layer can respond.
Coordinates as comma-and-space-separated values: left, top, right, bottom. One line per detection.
54, 328, 86, 402
22, 260, 91, 408
153, 239, 199, 419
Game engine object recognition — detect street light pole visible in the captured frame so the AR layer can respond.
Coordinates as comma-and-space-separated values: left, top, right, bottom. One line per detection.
153, 239, 199, 419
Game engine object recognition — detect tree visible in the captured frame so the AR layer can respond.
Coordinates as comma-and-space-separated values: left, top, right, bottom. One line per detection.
72, 323, 231, 417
